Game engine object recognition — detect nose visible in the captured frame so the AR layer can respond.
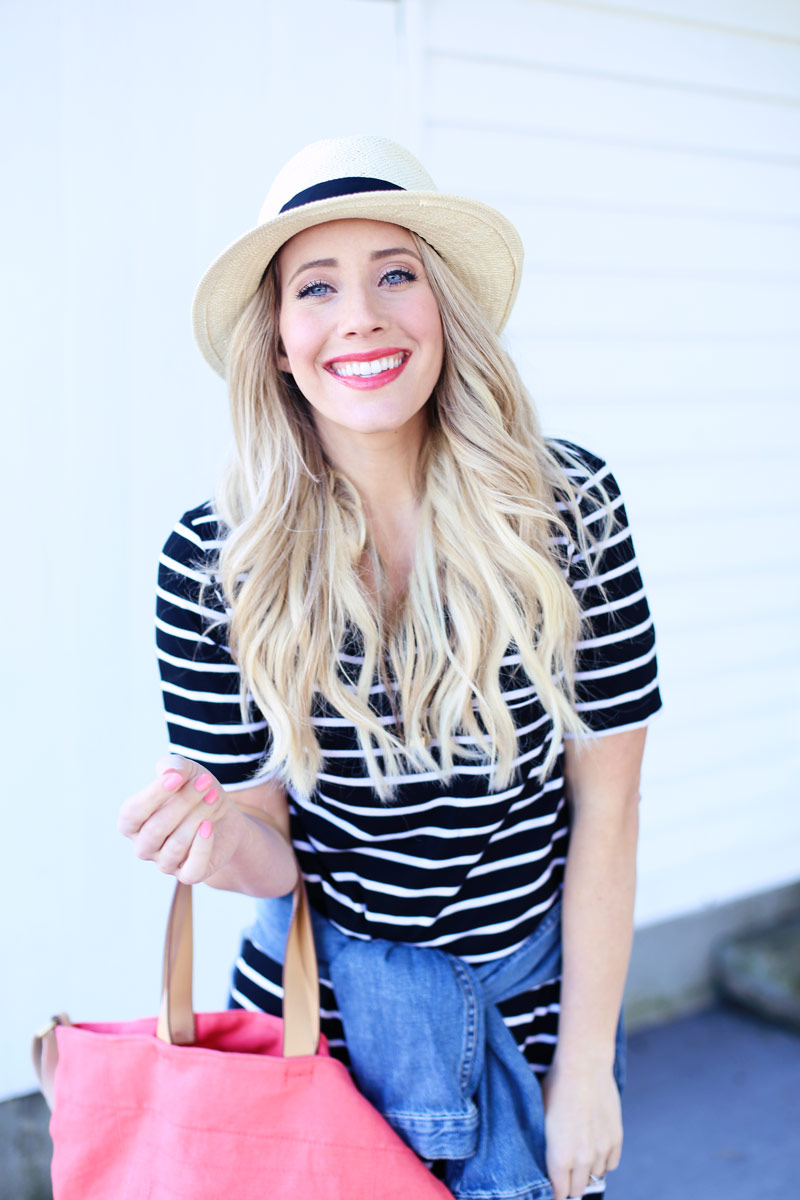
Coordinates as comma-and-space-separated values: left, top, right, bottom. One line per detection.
337, 282, 385, 338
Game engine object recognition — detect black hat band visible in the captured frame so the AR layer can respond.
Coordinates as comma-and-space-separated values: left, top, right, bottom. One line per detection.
279, 177, 406, 214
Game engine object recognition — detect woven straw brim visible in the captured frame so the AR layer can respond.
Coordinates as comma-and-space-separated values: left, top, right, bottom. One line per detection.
192, 190, 524, 377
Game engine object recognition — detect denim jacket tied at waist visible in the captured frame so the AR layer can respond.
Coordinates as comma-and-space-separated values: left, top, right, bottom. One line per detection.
252, 894, 625, 1200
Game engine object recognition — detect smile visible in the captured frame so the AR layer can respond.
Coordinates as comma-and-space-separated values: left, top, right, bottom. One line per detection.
328, 353, 407, 378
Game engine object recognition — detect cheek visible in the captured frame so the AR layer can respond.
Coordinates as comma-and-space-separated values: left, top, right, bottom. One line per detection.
278, 313, 314, 374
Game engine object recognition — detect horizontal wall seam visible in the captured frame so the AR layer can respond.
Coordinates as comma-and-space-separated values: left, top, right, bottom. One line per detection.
427, 47, 800, 109
426, 117, 800, 168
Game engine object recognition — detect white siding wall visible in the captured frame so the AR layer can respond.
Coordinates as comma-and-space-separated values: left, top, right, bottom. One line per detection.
1, 0, 405, 1103
2, 0, 798, 1099
407, 0, 800, 926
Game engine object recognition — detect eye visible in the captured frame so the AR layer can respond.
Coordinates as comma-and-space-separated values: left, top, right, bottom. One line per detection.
295, 279, 333, 299
380, 267, 417, 287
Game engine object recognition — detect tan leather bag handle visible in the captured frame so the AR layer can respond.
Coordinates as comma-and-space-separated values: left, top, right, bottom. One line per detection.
33, 802, 320, 1109
156, 803, 320, 1056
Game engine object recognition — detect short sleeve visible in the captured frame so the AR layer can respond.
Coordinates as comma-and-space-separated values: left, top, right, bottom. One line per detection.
552, 442, 662, 735
156, 502, 270, 789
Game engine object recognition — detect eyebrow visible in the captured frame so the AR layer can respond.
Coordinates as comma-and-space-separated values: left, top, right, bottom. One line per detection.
286, 246, 423, 287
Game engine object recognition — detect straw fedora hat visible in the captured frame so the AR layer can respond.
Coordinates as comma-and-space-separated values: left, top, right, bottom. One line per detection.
192, 135, 524, 377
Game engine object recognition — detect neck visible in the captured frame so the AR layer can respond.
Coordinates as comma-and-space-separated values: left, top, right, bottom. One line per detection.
316, 415, 427, 612
317, 413, 427, 519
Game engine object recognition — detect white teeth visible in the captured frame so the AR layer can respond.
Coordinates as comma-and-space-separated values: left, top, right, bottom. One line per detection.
330, 353, 404, 377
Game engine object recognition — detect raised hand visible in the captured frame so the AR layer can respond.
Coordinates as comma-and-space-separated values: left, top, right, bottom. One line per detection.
117, 756, 249, 886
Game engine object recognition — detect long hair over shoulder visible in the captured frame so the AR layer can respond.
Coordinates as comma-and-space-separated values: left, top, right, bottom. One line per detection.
214, 234, 607, 800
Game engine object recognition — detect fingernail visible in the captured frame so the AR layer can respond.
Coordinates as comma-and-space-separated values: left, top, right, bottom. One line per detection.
162, 770, 183, 792
193, 773, 213, 792
198, 820, 212, 839
203, 787, 219, 806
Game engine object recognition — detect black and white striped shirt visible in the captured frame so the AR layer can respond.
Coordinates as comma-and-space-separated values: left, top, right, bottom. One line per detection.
156, 441, 661, 1077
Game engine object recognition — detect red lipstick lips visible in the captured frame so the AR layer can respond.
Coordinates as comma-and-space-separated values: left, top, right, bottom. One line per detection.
324, 347, 410, 390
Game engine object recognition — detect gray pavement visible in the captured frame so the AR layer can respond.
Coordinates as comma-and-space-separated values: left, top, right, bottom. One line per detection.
612, 1005, 799, 1198
1, 1004, 797, 1199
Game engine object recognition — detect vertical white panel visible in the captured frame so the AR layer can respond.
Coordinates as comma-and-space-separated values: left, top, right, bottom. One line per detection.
409, 0, 800, 929
1, 0, 401, 1102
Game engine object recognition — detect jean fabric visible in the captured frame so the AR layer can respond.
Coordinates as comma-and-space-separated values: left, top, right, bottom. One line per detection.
251, 895, 625, 1200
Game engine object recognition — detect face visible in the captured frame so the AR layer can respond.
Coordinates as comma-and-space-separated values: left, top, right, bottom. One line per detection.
276, 219, 444, 458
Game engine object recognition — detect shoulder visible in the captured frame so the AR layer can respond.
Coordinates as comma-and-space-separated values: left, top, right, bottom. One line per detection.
545, 438, 620, 502
158, 501, 228, 607
161, 501, 226, 568
545, 437, 626, 538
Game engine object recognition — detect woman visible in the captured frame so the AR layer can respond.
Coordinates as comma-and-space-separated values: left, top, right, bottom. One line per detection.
119, 136, 661, 1200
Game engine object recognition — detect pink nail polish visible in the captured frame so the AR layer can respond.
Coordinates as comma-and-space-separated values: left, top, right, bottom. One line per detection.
198, 820, 212, 839
203, 787, 219, 806
194, 773, 213, 792
162, 770, 182, 792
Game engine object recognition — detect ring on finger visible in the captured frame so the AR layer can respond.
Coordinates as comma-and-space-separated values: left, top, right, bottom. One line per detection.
588, 1173, 605, 1186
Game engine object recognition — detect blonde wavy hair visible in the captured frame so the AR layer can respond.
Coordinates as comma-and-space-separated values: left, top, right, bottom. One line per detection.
214, 233, 607, 800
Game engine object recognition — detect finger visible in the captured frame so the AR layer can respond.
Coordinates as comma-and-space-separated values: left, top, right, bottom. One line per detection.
117, 776, 177, 838
176, 819, 216, 885
586, 1166, 608, 1192
606, 1137, 622, 1172
134, 778, 220, 863
568, 1165, 592, 1200
548, 1164, 570, 1200
151, 806, 214, 877
118, 757, 198, 838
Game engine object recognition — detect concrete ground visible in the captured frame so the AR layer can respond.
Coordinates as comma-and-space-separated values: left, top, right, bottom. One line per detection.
613, 1004, 799, 1198
1, 1003, 797, 1199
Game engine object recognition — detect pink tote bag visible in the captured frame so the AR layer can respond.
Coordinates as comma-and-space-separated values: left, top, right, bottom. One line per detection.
33, 867, 452, 1200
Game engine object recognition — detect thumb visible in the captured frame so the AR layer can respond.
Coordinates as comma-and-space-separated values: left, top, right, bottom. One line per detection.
154, 754, 205, 783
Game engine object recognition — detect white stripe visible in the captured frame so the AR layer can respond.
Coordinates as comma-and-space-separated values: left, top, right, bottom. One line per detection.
554, 489, 623, 525
579, 586, 645, 620
434, 858, 562, 923
570, 523, 631, 565
576, 614, 653, 650
191, 511, 220, 527
159, 551, 212, 587
172, 520, 205, 548
300, 796, 511, 846
156, 583, 227, 623
167, 741, 264, 764
315, 736, 547, 790
229, 986, 260, 1012
312, 858, 564, 933
489, 806, 566, 845
312, 713, 396, 728
424, 891, 563, 950
572, 555, 639, 591
466, 841, 554, 879
503, 1002, 561, 1027
323, 872, 462, 900
236, 955, 282, 998
564, 714, 660, 741
161, 680, 244, 704
163, 710, 268, 736
576, 678, 660, 713
520, 772, 563, 801
157, 647, 239, 674
574, 644, 656, 682
299, 835, 483, 871
581, 491, 625, 529
155, 615, 215, 646
312, 776, 528, 818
